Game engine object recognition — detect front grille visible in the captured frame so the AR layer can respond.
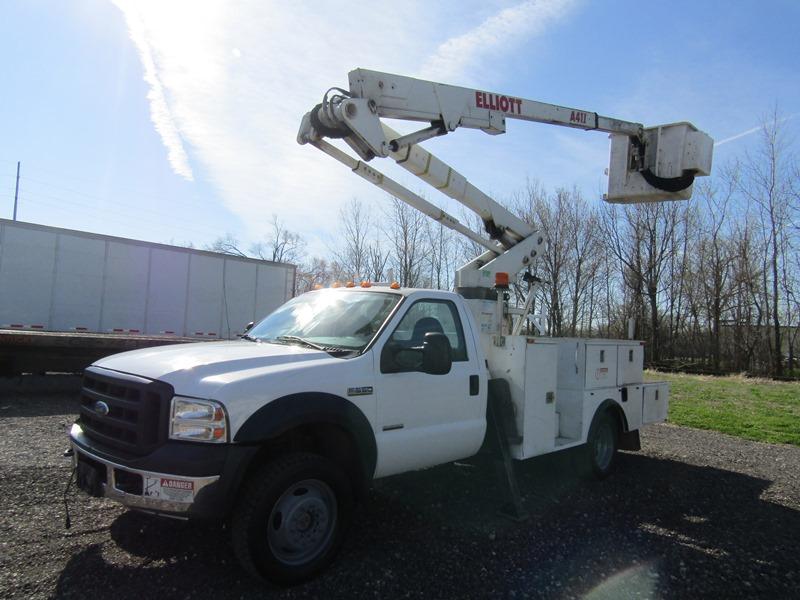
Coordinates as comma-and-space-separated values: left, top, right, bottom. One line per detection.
79, 368, 173, 456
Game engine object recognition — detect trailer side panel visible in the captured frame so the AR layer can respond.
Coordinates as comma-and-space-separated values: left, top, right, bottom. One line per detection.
0, 225, 56, 328
145, 248, 190, 335
52, 234, 105, 332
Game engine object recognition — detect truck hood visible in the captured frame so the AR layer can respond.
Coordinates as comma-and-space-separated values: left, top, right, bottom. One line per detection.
93, 340, 331, 394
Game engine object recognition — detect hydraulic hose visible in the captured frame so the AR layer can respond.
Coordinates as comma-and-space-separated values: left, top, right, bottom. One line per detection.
640, 168, 696, 193
630, 136, 695, 193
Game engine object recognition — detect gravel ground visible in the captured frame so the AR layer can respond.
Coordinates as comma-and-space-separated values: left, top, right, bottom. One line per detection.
1, 376, 798, 599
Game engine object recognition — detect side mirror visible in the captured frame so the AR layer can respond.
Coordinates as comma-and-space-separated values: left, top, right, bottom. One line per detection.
243, 321, 255, 333
421, 332, 452, 375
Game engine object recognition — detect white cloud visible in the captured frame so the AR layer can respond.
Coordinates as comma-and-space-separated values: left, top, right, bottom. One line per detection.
420, 0, 579, 84
111, 1, 581, 252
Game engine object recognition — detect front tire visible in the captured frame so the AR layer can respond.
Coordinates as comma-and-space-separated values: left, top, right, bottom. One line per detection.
586, 410, 619, 479
232, 452, 353, 585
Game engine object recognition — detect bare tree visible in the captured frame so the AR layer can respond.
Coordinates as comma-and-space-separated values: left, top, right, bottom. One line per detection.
251, 214, 306, 265
692, 178, 736, 371
562, 189, 602, 336
366, 238, 390, 282
736, 108, 795, 375
426, 220, 455, 290
206, 233, 247, 257
332, 199, 371, 282
601, 201, 683, 361
386, 196, 427, 287
296, 257, 331, 293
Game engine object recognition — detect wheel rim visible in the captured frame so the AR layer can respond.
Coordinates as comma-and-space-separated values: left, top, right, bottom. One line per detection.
593, 421, 615, 471
267, 478, 337, 566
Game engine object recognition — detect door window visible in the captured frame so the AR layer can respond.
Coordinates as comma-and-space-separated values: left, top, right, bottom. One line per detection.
385, 299, 467, 363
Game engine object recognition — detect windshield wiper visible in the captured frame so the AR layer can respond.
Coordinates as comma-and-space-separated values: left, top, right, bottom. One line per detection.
275, 335, 355, 356
275, 335, 328, 351
240, 334, 259, 342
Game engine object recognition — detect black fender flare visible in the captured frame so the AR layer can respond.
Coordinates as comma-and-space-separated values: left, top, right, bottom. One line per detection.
234, 392, 377, 481
593, 398, 630, 433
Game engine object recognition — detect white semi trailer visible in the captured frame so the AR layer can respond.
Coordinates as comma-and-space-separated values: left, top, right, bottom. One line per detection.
0, 219, 295, 374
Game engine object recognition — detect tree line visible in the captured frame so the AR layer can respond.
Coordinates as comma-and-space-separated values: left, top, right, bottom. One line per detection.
209, 112, 799, 378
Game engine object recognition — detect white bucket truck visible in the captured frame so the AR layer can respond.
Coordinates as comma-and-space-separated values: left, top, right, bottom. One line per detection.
69, 69, 712, 584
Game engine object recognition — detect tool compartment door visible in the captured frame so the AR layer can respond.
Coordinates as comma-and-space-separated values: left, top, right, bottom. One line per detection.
617, 344, 644, 385
584, 344, 617, 390
522, 342, 558, 457
642, 382, 669, 423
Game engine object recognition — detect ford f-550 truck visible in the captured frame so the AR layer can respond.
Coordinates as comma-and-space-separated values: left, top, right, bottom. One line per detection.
69, 69, 713, 584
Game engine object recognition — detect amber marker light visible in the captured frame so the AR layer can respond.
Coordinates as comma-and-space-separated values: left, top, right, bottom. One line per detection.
346, 281, 355, 288
360, 281, 372, 288
331, 282, 341, 288
495, 272, 510, 288
313, 283, 323, 290
390, 281, 401, 289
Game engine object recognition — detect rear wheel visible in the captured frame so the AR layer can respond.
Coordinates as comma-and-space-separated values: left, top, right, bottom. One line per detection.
232, 452, 353, 585
586, 410, 619, 479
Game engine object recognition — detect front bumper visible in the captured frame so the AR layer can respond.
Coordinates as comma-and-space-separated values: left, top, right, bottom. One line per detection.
69, 423, 255, 519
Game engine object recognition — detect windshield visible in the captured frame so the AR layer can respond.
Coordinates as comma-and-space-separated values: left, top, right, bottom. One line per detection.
248, 289, 401, 351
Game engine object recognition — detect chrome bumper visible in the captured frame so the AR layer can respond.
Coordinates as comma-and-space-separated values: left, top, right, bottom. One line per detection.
70, 424, 220, 517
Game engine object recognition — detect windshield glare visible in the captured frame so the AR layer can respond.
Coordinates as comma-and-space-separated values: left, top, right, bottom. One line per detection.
249, 290, 401, 351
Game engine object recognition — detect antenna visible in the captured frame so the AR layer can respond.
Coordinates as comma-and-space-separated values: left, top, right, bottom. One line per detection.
13, 161, 20, 220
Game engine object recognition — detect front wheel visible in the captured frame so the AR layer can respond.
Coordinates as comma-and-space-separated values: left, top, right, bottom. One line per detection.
232, 452, 353, 585
586, 410, 619, 479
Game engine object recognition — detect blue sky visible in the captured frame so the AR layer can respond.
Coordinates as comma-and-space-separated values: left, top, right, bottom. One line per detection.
2, 0, 798, 258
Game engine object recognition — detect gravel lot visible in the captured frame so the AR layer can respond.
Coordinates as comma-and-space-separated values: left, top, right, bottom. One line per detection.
1, 376, 798, 599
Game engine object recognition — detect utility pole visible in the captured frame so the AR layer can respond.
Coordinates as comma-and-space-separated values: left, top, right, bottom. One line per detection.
13, 161, 20, 221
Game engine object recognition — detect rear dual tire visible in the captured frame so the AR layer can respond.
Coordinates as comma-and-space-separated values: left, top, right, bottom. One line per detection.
586, 410, 619, 479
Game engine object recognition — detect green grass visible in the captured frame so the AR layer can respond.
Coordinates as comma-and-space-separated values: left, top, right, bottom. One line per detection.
645, 371, 800, 446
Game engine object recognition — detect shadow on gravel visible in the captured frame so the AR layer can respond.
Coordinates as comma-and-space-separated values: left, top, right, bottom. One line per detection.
0, 374, 82, 418
0, 395, 80, 418
0, 374, 82, 399
54, 450, 798, 599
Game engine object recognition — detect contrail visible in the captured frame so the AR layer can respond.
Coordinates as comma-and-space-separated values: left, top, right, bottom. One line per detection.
715, 113, 798, 147
112, 0, 195, 181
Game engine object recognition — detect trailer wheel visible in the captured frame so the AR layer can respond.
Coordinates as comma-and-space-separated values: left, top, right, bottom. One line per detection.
232, 452, 353, 585
586, 409, 619, 479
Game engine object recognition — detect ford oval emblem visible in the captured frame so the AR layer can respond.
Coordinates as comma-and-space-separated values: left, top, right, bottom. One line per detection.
93, 400, 110, 417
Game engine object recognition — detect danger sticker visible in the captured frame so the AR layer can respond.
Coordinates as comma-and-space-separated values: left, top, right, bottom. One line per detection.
143, 477, 195, 503
595, 367, 609, 380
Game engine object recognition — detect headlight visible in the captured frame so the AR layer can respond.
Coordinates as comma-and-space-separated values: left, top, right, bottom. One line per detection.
169, 397, 228, 443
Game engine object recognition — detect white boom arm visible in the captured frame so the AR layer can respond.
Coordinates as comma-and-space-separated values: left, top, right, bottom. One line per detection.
298, 68, 713, 289
344, 68, 644, 150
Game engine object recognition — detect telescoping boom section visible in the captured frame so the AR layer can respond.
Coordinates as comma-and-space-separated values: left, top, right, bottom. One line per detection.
298, 68, 714, 290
